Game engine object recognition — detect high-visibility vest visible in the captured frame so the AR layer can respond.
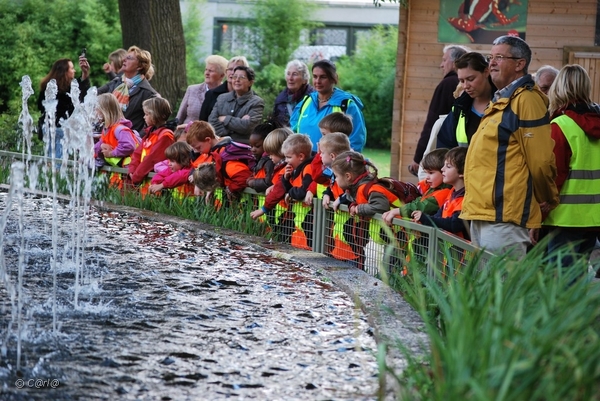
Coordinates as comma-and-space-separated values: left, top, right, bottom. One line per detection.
100, 124, 139, 166
544, 114, 600, 227
456, 110, 468, 147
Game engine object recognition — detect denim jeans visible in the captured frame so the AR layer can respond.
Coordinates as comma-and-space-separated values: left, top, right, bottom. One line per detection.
45, 127, 64, 159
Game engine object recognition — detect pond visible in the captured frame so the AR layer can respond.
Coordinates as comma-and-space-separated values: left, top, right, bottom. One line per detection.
0, 194, 380, 400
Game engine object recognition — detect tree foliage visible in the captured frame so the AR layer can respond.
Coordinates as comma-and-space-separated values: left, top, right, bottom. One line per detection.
245, 0, 321, 66
336, 26, 398, 149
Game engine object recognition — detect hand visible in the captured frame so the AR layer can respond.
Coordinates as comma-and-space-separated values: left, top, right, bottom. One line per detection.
148, 183, 163, 194
382, 208, 401, 225
284, 164, 293, 179
529, 228, 540, 246
194, 186, 203, 196
250, 209, 264, 220
188, 174, 194, 183
304, 191, 314, 206
241, 114, 250, 120
349, 205, 358, 216
265, 185, 274, 195
204, 191, 213, 205
100, 144, 114, 158
102, 63, 112, 73
408, 161, 419, 177
284, 193, 291, 205
246, 178, 255, 187
79, 56, 90, 80
218, 116, 226, 122
411, 210, 422, 222
332, 198, 341, 212
322, 194, 331, 209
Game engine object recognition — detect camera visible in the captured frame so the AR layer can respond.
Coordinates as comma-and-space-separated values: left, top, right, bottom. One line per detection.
80, 48, 87, 58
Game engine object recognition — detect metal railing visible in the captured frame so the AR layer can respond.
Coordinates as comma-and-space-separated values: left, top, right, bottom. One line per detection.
0, 150, 495, 279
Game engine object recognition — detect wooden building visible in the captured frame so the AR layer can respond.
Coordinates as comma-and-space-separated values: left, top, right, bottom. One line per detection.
391, 0, 600, 181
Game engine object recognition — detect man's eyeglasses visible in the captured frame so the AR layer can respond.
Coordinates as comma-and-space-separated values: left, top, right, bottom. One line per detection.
232, 75, 248, 81
486, 54, 522, 62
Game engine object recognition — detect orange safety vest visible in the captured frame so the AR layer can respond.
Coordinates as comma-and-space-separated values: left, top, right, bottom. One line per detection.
355, 182, 402, 208
289, 163, 313, 250
99, 124, 140, 167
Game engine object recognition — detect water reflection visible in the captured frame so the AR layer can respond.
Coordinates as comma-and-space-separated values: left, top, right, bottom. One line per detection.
0, 194, 379, 400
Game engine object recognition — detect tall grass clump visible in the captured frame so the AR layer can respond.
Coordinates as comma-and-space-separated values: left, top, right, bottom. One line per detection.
387, 245, 600, 400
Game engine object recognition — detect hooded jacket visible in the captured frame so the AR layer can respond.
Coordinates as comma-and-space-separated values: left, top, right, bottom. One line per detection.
460, 74, 559, 229
290, 87, 366, 152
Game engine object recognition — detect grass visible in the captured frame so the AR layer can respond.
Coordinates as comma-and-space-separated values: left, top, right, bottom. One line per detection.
363, 147, 391, 177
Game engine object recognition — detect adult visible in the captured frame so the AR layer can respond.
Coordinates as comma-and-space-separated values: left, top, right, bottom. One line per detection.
409, 44, 470, 176
37, 56, 90, 159
534, 65, 559, 95
461, 35, 559, 259
97, 45, 158, 133
536, 64, 600, 276
198, 56, 249, 122
290, 59, 366, 152
272, 60, 314, 127
102, 48, 126, 81
208, 66, 264, 144
437, 52, 496, 149
176, 55, 228, 125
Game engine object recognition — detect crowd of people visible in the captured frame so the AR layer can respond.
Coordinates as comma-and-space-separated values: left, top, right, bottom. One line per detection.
35, 35, 600, 278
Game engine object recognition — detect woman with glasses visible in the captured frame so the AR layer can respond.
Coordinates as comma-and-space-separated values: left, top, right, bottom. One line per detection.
208, 65, 265, 144
98, 46, 158, 133
272, 60, 314, 127
437, 52, 496, 149
199, 56, 249, 122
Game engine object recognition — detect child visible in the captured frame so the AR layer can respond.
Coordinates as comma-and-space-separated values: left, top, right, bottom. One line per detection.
319, 132, 351, 209
331, 151, 407, 268
382, 148, 452, 225
154, 125, 188, 174
304, 112, 353, 205
94, 93, 141, 169
246, 120, 282, 193
192, 162, 222, 204
411, 147, 469, 239
127, 97, 175, 189
249, 127, 292, 220
186, 121, 252, 199
148, 141, 194, 196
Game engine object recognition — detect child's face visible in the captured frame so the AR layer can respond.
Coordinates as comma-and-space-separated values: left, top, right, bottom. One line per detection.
441, 160, 461, 187
269, 153, 283, 164
424, 169, 444, 188
319, 128, 332, 137
319, 145, 335, 167
284, 151, 305, 169
143, 109, 155, 128
332, 168, 351, 190
169, 160, 183, 172
249, 134, 264, 159
188, 137, 211, 154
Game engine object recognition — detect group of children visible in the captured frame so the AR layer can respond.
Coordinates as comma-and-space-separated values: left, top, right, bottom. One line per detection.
94, 92, 470, 264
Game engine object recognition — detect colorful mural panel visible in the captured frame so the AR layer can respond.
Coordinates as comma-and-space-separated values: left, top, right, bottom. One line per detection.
438, 0, 528, 44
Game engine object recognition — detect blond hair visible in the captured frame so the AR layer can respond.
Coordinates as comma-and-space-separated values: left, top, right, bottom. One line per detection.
263, 128, 292, 157
97, 93, 124, 128
319, 132, 350, 156
548, 64, 593, 116
142, 97, 171, 126
281, 134, 312, 158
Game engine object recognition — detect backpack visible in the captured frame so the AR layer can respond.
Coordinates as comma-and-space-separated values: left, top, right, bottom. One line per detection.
362, 177, 421, 205
213, 138, 256, 173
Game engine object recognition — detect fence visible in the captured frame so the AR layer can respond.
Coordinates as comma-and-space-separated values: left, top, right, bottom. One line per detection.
0, 150, 495, 280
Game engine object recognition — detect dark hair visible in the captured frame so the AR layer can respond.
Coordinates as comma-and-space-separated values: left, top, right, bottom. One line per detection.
40, 59, 73, 93
455, 52, 489, 73
312, 59, 338, 85
318, 112, 353, 136
192, 162, 221, 193
331, 150, 378, 179
164, 141, 193, 167
421, 148, 449, 171
251, 119, 283, 140
445, 147, 468, 175
233, 65, 255, 82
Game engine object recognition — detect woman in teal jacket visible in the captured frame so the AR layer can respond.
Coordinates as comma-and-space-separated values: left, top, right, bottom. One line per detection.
290, 59, 366, 152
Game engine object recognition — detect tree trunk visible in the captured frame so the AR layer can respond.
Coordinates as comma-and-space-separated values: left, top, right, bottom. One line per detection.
118, 0, 186, 117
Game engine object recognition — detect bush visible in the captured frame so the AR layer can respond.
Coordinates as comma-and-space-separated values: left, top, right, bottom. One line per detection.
389, 246, 600, 400
252, 63, 286, 120
337, 25, 398, 149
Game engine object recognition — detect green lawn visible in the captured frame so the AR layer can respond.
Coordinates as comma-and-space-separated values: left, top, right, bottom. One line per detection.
362, 148, 391, 177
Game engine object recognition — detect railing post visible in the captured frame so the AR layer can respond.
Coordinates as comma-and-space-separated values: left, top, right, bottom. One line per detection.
312, 197, 324, 254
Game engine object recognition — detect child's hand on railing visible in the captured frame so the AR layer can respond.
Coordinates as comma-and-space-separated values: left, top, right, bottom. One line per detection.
250, 209, 264, 220
322, 194, 331, 209
332, 197, 341, 212
382, 208, 400, 225
411, 210, 422, 223
304, 191, 314, 205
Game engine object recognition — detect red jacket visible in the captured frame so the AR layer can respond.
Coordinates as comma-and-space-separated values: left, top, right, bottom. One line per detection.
128, 126, 174, 184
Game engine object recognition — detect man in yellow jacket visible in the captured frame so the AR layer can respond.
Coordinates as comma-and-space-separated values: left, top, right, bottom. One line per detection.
461, 35, 559, 259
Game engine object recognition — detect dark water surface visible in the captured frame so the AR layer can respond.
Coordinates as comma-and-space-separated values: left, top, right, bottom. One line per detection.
0, 195, 379, 400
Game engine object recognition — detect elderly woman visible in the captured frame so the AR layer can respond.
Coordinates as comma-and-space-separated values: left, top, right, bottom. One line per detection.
272, 60, 314, 126
177, 55, 228, 124
199, 56, 249, 122
98, 45, 158, 133
290, 59, 366, 152
208, 66, 265, 144
535, 64, 600, 277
